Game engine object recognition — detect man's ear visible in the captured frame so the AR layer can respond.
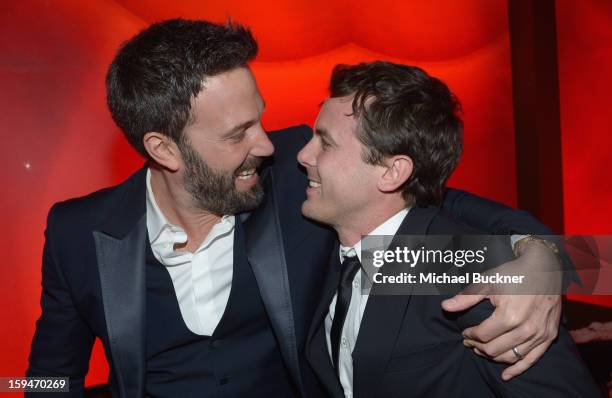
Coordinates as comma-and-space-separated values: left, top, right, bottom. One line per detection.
143, 132, 182, 172
378, 155, 413, 193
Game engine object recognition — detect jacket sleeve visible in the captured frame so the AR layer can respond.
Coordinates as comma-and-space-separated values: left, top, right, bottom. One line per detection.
26, 204, 95, 397
456, 301, 602, 397
442, 188, 554, 235
442, 188, 579, 286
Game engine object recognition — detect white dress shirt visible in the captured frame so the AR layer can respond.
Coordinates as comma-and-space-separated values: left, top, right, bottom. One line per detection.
324, 208, 524, 398
325, 208, 410, 398
146, 169, 234, 336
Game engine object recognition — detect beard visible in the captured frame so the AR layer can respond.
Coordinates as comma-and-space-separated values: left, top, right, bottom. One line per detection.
178, 138, 265, 215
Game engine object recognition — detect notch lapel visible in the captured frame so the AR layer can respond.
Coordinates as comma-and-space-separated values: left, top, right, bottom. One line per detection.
305, 247, 345, 397
243, 170, 303, 392
307, 245, 340, 347
352, 207, 440, 398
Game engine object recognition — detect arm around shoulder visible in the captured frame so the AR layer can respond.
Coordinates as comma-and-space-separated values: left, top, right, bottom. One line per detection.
442, 188, 552, 235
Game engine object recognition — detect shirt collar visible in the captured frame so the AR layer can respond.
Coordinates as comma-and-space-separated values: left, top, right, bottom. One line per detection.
145, 168, 235, 266
339, 207, 410, 277
146, 168, 167, 244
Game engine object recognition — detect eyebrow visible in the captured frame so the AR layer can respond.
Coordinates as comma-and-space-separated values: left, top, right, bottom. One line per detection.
314, 127, 338, 146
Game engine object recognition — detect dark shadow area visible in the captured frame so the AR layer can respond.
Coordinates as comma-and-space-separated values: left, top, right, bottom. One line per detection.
84, 384, 111, 398
565, 298, 612, 396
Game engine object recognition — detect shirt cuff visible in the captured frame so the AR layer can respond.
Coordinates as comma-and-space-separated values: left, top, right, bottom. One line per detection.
511, 234, 529, 250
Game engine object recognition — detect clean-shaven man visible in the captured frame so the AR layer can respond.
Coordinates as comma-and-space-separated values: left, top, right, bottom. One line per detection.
28, 19, 573, 397
300, 61, 600, 397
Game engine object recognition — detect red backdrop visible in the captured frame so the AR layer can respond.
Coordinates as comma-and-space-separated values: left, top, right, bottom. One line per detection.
557, 0, 612, 308
0, 0, 609, 387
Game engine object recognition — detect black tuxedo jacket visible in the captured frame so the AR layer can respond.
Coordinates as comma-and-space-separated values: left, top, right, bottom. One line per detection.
26, 126, 336, 397
27, 124, 581, 397
306, 206, 600, 398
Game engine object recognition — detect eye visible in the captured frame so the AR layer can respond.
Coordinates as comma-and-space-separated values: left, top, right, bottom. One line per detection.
320, 139, 331, 150
229, 131, 246, 143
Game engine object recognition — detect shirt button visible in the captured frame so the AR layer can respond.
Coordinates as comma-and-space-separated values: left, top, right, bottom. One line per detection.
341, 337, 348, 347
353, 279, 360, 289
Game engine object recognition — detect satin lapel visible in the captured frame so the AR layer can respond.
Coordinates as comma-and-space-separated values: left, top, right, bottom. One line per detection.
93, 214, 147, 398
92, 167, 148, 398
243, 170, 302, 392
306, 247, 344, 397
353, 207, 439, 398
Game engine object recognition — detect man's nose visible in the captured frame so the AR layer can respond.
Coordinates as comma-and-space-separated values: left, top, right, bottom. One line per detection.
297, 138, 316, 168
251, 124, 274, 157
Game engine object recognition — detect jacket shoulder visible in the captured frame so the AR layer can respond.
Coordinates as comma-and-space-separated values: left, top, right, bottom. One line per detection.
427, 209, 483, 235
47, 168, 145, 231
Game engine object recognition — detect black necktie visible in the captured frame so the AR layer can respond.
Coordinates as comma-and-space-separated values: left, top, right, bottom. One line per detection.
330, 254, 362, 373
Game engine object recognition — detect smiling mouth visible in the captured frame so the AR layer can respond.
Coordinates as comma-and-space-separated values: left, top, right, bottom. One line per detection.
236, 169, 257, 180
308, 180, 321, 188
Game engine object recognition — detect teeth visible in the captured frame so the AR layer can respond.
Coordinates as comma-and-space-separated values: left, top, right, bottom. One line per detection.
237, 169, 256, 179
309, 180, 321, 188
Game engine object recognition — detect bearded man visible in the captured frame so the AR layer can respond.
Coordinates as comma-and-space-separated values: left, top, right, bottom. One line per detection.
28, 19, 575, 398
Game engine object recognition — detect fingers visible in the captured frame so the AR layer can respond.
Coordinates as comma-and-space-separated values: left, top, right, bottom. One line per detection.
469, 340, 552, 380
494, 342, 531, 365
467, 339, 530, 364
463, 305, 520, 344
570, 327, 597, 344
463, 295, 561, 344
501, 340, 552, 380
441, 294, 486, 313
463, 296, 560, 361
570, 325, 612, 343
464, 323, 539, 361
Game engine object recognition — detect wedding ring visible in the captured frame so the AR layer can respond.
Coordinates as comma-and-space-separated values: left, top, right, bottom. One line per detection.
512, 346, 524, 360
